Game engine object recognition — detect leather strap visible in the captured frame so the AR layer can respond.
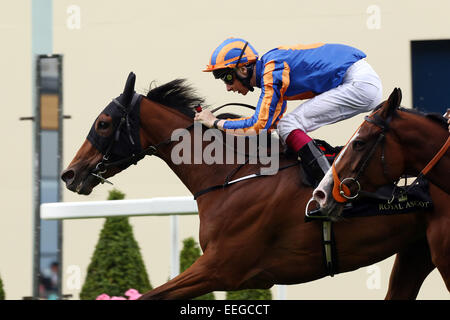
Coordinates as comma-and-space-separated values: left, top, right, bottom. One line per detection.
421, 136, 450, 176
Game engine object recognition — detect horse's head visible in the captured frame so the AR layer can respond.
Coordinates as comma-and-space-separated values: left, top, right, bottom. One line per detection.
61, 72, 145, 195
313, 88, 406, 212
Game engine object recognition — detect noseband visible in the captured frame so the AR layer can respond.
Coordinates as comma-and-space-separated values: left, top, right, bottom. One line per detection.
332, 113, 393, 203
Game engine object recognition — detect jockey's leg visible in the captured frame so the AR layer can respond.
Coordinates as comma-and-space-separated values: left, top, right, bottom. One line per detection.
285, 129, 330, 187
284, 129, 331, 220
278, 59, 382, 218
279, 59, 382, 167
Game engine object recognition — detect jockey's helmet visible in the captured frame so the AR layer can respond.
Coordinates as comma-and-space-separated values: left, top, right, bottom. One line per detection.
203, 38, 259, 73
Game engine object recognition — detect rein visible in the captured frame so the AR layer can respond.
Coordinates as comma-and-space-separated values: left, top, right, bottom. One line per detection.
417, 136, 450, 177
397, 135, 450, 195
211, 102, 256, 113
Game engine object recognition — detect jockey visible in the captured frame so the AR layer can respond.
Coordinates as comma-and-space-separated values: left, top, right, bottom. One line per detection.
196, 38, 382, 217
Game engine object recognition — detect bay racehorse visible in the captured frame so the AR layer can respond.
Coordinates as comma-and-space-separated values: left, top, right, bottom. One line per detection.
62, 73, 445, 299
313, 88, 450, 293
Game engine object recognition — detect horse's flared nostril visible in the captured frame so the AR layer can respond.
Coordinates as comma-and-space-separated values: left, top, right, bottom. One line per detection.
313, 188, 328, 207
61, 169, 75, 185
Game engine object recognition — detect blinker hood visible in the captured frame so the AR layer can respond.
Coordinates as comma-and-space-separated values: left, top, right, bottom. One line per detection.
87, 92, 143, 168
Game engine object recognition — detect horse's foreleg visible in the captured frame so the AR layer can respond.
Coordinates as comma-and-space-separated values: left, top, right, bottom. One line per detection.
139, 254, 217, 300
426, 184, 450, 292
427, 218, 450, 292
385, 238, 434, 300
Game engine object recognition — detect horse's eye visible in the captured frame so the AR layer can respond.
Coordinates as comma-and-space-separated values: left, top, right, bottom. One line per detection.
98, 121, 110, 130
352, 139, 366, 151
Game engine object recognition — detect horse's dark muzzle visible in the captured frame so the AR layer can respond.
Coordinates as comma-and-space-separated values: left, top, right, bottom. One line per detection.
61, 165, 104, 195
61, 169, 75, 187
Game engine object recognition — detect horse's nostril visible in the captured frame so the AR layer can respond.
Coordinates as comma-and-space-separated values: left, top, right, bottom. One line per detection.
316, 190, 325, 200
313, 189, 327, 207
61, 169, 75, 184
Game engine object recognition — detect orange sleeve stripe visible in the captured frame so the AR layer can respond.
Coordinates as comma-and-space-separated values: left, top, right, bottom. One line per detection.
250, 61, 276, 132
224, 60, 276, 134
222, 61, 290, 134
247, 61, 290, 132
267, 62, 290, 129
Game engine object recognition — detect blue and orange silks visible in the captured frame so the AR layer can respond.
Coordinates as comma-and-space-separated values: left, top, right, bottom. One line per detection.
222, 43, 367, 133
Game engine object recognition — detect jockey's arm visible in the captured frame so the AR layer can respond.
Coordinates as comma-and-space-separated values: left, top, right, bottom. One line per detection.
221, 61, 290, 136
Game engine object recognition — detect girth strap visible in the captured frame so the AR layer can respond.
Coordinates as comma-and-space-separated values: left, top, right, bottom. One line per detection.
193, 162, 298, 199
322, 221, 336, 277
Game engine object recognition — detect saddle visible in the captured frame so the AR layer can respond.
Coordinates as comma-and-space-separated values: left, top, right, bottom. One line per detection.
315, 139, 343, 164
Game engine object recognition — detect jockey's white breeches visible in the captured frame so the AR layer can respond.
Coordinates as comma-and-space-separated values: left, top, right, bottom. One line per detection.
277, 59, 382, 142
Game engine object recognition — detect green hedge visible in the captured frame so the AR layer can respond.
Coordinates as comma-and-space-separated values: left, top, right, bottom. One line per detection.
0, 273, 4, 300
179, 237, 272, 300
180, 237, 215, 300
80, 189, 152, 299
226, 289, 272, 300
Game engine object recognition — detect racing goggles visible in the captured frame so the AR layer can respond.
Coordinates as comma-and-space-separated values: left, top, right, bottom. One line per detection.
213, 69, 236, 85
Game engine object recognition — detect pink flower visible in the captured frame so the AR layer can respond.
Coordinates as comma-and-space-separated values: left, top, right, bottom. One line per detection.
96, 293, 111, 300
125, 289, 142, 300
96, 289, 142, 300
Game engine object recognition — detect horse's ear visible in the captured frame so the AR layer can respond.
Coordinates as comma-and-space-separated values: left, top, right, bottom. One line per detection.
382, 88, 402, 118
122, 72, 136, 106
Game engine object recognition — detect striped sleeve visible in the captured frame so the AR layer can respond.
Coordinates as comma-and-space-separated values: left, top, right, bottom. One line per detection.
223, 60, 290, 134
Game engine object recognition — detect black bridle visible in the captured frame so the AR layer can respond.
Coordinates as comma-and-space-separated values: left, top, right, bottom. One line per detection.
335, 107, 450, 203
89, 93, 160, 184
355, 114, 393, 182
336, 113, 398, 202
89, 98, 257, 185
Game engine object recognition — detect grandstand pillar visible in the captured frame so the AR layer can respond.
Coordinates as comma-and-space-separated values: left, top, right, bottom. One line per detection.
31, 0, 65, 300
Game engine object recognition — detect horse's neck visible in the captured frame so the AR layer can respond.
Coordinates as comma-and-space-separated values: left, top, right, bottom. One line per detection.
394, 111, 449, 175
139, 98, 239, 196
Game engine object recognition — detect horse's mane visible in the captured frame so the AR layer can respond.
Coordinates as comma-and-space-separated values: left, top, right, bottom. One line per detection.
373, 101, 447, 130
146, 79, 205, 118
398, 107, 448, 130
146, 79, 244, 120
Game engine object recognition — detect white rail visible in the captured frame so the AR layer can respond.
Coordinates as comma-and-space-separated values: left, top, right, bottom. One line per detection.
41, 196, 198, 220
40, 196, 286, 299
